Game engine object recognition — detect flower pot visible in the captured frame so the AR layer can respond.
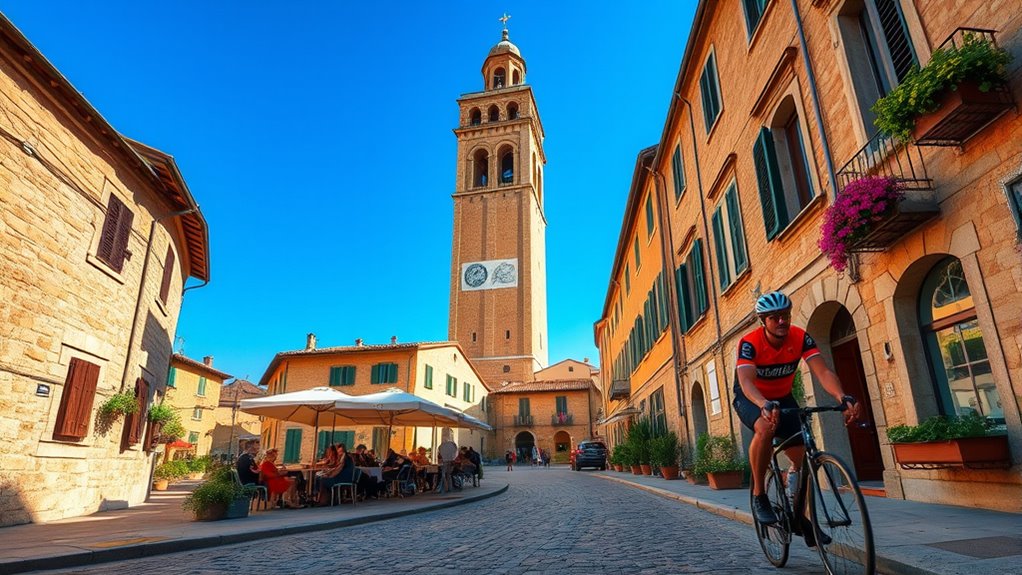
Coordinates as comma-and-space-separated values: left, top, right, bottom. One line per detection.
706, 470, 744, 490
224, 496, 251, 519
892, 435, 1010, 469
912, 80, 1013, 146
194, 503, 228, 521
152, 479, 169, 491
613, 464, 623, 472
640, 464, 652, 476
660, 465, 680, 480
630, 465, 642, 475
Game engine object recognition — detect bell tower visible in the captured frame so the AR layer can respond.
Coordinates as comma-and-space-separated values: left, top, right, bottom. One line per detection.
448, 22, 549, 385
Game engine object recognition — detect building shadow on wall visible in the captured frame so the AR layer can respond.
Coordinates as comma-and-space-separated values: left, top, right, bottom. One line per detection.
0, 473, 33, 527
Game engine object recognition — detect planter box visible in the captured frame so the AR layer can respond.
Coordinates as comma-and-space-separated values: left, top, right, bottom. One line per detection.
706, 470, 744, 490
630, 465, 642, 475
846, 194, 940, 253
613, 464, 623, 472
912, 81, 1014, 147
152, 479, 169, 491
225, 496, 251, 519
892, 435, 1010, 470
640, 464, 652, 476
194, 503, 228, 521
660, 465, 680, 480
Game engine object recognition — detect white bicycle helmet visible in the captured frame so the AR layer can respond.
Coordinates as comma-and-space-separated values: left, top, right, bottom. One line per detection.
755, 291, 792, 315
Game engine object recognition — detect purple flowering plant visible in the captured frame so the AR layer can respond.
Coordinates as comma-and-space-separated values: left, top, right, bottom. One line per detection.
819, 176, 903, 271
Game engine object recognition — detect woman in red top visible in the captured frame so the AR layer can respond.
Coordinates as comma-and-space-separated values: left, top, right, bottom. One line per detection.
259, 449, 300, 509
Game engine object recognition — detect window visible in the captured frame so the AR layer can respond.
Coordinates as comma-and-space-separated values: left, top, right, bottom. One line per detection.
463, 382, 471, 402
634, 235, 641, 269
755, 104, 816, 240
97, 194, 134, 273
508, 102, 519, 119
167, 367, 176, 388
650, 388, 666, 434
711, 183, 749, 290
742, 0, 770, 37
329, 366, 356, 386
706, 360, 721, 415
1005, 177, 1022, 238
371, 363, 398, 384
192, 407, 203, 420
424, 364, 433, 389
493, 67, 505, 89
318, 430, 354, 457
446, 375, 457, 397
518, 397, 531, 416
699, 50, 723, 133
625, 264, 631, 294
555, 395, 568, 415
505, 329, 511, 340
159, 246, 175, 305
499, 147, 514, 184
283, 428, 302, 463
671, 145, 686, 200
838, 0, 917, 137
488, 105, 500, 122
513, 69, 521, 85
470, 108, 481, 126
675, 239, 709, 333
645, 195, 656, 238
52, 358, 101, 441
919, 258, 1001, 423
473, 149, 489, 187
568, 366, 574, 372
196, 376, 207, 396
188, 431, 199, 444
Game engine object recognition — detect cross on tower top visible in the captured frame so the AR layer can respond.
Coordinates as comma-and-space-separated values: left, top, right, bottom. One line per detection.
499, 13, 511, 31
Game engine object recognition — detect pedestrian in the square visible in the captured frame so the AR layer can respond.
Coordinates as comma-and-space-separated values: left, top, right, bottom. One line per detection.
505, 449, 514, 471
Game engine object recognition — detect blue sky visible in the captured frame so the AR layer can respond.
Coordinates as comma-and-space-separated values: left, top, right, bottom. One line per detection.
3, 1, 695, 383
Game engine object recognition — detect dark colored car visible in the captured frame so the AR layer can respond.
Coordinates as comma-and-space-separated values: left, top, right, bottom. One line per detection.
570, 440, 607, 471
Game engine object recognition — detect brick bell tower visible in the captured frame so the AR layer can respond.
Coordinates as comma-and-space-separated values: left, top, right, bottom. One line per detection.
448, 22, 549, 385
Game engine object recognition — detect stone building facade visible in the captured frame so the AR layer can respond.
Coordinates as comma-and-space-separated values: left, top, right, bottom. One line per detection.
164, 354, 231, 459
257, 336, 491, 461
598, 0, 1022, 511
210, 379, 266, 459
488, 379, 601, 464
0, 16, 209, 525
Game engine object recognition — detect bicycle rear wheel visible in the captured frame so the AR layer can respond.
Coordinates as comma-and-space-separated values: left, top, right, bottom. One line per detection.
809, 453, 875, 575
752, 466, 790, 567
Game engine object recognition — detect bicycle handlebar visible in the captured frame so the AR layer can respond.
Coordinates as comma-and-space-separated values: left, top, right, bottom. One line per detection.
779, 403, 848, 415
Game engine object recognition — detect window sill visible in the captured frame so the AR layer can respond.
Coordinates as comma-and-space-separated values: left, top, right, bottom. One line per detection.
37, 438, 91, 457
154, 297, 170, 318
719, 266, 752, 298
773, 194, 826, 243
86, 253, 127, 285
683, 313, 709, 335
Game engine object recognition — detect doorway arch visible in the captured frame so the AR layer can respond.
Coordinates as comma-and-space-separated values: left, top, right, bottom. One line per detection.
691, 382, 709, 443
553, 430, 571, 463
515, 431, 535, 464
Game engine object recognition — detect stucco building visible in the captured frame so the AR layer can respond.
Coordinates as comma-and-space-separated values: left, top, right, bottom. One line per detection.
597, 0, 1022, 512
164, 354, 232, 459
0, 15, 209, 525
210, 379, 266, 459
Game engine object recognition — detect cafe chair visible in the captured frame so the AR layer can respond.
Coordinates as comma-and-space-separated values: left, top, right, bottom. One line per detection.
331, 468, 362, 507
390, 464, 415, 498
232, 468, 269, 511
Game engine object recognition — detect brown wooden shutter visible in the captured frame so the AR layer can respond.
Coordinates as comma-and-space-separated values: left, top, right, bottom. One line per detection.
53, 358, 100, 440
110, 202, 134, 272
97, 195, 134, 273
126, 378, 149, 445
159, 247, 175, 304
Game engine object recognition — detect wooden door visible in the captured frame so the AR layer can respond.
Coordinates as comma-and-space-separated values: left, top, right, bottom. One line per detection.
831, 338, 885, 481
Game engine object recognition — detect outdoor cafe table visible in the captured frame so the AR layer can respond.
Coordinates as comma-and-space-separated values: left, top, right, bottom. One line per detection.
282, 464, 324, 499
357, 466, 383, 481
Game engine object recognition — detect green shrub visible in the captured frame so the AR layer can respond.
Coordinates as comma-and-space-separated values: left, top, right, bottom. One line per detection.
99, 392, 138, 418
147, 402, 176, 423
650, 431, 680, 468
154, 460, 189, 480
873, 32, 1011, 140
160, 419, 186, 443
887, 412, 998, 443
626, 417, 656, 465
694, 434, 747, 474
188, 455, 212, 473
181, 464, 251, 514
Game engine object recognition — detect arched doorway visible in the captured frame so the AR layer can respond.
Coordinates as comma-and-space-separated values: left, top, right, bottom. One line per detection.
829, 306, 885, 481
515, 431, 535, 464
691, 382, 709, 442
553, 430, 571, 464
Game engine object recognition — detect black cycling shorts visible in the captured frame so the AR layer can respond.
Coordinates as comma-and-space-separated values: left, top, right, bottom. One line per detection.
733, 386, 803, 446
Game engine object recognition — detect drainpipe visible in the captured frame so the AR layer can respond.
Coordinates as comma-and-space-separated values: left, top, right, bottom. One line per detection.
790, 0, 839, 199
120, 208, 198, 393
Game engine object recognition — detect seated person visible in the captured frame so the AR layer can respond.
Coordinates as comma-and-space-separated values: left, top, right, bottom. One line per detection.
259, 449, 300, 508
352, 444, 375, 467
380, 448, 410, 483
366, 449, 380, 466
409, 446, 430, 467
454, 447, 477, 477
236, 440, 261, 486
315, 443, 354, 505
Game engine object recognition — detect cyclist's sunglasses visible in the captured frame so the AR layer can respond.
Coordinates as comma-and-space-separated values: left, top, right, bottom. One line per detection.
762, 312, 791, 322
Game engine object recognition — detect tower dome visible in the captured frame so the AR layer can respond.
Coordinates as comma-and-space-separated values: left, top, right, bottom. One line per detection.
488, 29, 521, 58
481, 28, 526, 91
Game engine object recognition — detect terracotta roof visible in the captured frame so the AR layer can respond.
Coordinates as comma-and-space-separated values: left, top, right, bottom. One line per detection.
489, 378, 597, 395
218, 379, 266, 407
171, 354, 233, 381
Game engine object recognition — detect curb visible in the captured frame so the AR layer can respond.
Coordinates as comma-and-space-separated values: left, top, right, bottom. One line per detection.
593, 474, 937, 575
0, 484, 509, 575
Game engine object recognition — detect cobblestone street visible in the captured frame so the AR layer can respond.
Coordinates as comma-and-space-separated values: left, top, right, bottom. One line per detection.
47, 467, 832, 575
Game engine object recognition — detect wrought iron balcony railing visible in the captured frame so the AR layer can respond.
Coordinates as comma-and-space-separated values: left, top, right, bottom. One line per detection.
551, 413, 574, 425
515, 414, 533, 426
609, 378, 630, 400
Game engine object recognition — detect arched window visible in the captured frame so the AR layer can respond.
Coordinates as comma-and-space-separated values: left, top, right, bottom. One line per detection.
469, 108, 481, 126
499, 147, 514, 185
919, 257, 1001, 423
507, 102, 519, 120
513, 69, 521, 85
488, 105, 500, 122
493, 67, 506, 89
473, 149, 489, 188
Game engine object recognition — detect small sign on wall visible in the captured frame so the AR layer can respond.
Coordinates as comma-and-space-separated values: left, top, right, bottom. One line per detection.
36, 384, 51, 397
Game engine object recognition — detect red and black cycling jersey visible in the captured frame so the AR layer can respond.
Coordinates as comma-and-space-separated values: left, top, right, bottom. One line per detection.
735, 325, 820, 400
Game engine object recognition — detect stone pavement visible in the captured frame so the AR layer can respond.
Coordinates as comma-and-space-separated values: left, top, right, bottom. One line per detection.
593, 469, 1022, 575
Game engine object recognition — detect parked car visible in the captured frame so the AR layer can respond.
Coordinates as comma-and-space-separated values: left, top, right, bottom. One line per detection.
570, 440, 607, 471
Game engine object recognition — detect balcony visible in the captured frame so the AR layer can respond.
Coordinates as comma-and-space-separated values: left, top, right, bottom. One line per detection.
551, 413, 574, 426
835, 134, 939, 253
609, 378, 630, 400
515, 414, 533, 426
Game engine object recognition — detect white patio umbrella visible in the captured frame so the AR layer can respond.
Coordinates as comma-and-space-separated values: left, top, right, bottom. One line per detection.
239, 386, 358, 466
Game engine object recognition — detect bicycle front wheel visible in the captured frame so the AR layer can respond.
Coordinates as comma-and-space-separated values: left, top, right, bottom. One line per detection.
809, 453, 875, 575
752, 466, 790, 567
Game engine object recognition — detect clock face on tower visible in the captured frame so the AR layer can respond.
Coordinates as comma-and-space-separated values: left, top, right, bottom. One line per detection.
461, 259, 518, 291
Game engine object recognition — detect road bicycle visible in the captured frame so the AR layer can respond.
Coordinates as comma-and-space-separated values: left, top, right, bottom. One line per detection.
752, 403, 875, 575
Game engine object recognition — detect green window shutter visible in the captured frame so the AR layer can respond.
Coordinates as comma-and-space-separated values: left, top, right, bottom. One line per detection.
188, 431, 199, 444
726, 186, 749, 274
343, 366, 356, 385
519, 397, 530, 416
317, 430, 331, 457
645, 195, 655, 237
700, 52, 721, 132
283, 429, 302, 464
700, 65, 714, 131
672, 145, 685, 200
711, 208, 731, 289
753, 127, 787, 240
658, 273, 670, 331
167, 367, 176, 388
634, 236, 641, 269
386, 363, 398, 383
625, 265, 630, 294
676, 264, 692, 332
463, 382, 469, 401
329, 367, 341, 387
691, 239, 709, 316
424, 365, 433, 389
556, 396, 567, 414
371, 364, 380, 384
197, 377, 207, 396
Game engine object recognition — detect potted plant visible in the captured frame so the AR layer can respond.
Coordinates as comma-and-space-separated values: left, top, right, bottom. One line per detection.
695, 434, 748, 490
186, 455, 211, 480
621, 442, 641, 475
819, 176, 905, 272
887, 412, 1009, 469
873, 30, 1012, 144
627, 417, 655, 475
182, 465, 252, 521
153, 461, 184, 491
679, 441, 699, 483
651, 431, 680, 480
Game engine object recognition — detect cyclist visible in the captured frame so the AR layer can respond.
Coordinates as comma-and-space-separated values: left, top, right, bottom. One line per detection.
734, 291, 861, 544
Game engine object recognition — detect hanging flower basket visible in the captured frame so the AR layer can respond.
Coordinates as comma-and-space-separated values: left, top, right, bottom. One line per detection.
820, 176, 906, 271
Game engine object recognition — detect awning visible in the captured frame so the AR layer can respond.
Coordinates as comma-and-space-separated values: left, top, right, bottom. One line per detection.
167, 440, 194, 449
597, 406, 641, 426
